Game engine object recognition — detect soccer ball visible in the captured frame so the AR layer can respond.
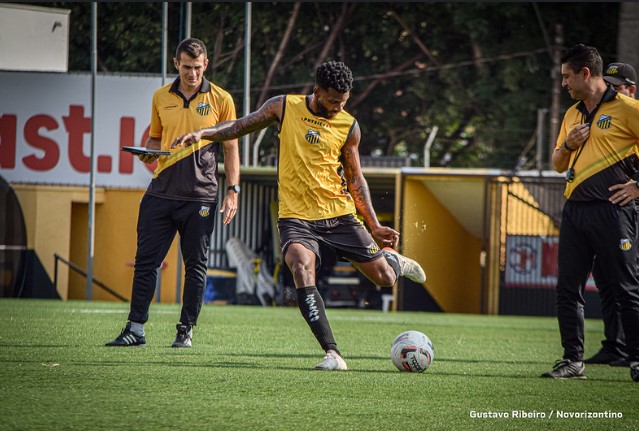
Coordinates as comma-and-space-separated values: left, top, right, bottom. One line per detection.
390, 330, 434, 372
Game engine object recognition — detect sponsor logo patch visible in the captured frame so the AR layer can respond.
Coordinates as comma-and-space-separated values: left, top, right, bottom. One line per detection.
301, 116, 331, 129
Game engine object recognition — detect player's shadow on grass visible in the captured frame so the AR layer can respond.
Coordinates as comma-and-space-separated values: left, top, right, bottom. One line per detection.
4, 353, 633, 381
239, 352, 550, 366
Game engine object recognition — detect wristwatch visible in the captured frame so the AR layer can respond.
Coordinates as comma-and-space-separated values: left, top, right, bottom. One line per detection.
227, 184, 240, 193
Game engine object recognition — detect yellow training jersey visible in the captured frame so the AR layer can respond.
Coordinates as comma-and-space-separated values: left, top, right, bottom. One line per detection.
146, 78, 236, 202
277, 95, 357, 220
556, 88, 639, 200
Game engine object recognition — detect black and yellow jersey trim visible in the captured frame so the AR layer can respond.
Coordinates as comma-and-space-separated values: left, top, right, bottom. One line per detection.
555, 87, 639, 201
146, 77, 236, 203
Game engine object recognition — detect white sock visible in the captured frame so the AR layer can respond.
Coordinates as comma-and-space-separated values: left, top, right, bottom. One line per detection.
129, 321, 144, 336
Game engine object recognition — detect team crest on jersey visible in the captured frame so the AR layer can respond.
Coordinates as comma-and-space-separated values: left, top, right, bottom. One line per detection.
619, 238, 632, 251
367, 242, 381, 254
196, 102, 211, 116
199, 206, 211, 217
305, 129, 321, 144
596, 114, 612, 130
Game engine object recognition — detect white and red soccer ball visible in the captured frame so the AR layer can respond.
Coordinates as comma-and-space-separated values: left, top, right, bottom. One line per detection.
390, 330, 434, 373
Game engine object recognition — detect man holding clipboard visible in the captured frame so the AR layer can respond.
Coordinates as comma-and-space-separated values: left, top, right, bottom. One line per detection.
107, 38, 240, 348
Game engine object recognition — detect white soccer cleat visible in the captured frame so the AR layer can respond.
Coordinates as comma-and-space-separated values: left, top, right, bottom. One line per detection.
315, 350, 348, 371
383, 247, 426, 283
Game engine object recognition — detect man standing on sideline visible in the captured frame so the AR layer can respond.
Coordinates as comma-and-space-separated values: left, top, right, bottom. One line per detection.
172, 61, 426, 370
106, 38, 240, 348
542, 44, 639, 382
585, 62, 637, 367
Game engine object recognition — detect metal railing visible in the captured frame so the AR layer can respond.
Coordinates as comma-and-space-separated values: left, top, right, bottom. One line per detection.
54, 253, 128, 302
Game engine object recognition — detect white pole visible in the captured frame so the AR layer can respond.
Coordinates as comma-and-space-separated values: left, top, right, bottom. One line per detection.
536, 108, 548, 173
159, 2, 179, 303
423, 126, 438, 168
173, 2, 192, 304
242, 2, 252, 166
162, 2, 168, 86
252, 128, 268, 166
86, 2, 98, 301
185, 2, 192, 39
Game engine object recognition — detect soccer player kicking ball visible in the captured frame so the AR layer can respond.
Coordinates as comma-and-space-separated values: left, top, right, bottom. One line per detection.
173, 61, 426, 370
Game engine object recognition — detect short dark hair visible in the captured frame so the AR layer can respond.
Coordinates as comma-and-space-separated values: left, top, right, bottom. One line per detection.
560, 44, 603, 76
175, 38, 207, 60
315, 61, 353, 93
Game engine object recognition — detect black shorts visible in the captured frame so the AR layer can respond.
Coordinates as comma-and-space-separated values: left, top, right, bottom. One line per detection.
278, 214, 383, 268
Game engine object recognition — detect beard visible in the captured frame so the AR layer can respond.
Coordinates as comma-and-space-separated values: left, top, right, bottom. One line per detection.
316, 100, 336, 119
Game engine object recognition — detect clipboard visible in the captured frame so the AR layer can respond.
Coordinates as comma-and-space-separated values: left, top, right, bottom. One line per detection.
121, 146, 171, 156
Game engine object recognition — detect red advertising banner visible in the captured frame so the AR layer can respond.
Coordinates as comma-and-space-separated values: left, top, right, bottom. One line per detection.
505, 235, 597, 291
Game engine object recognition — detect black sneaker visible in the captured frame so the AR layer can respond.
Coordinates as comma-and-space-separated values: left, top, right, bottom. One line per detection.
105, 322, 146, 347
541, 359, 586, 379
172, 324, 192, 348
584, 349, 622, 364
631, 362, 639, 382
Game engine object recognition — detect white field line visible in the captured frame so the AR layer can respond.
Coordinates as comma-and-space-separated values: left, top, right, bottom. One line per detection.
65, 309, 178, 314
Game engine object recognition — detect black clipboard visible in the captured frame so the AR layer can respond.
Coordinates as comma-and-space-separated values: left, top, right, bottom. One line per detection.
121, 146, 171, 156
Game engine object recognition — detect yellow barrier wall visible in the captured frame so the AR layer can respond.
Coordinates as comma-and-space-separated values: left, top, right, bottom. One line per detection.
13, 185, 183, 302
401, 177, 482, 313
13, 185, 105, 299
69, 189, 184, 303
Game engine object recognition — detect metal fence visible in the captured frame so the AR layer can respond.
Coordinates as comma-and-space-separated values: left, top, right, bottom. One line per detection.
496, 176, 602, 317
207, 177, 279, 271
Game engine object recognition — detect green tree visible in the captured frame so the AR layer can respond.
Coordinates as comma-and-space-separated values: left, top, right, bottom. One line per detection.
34, 2, 620, 169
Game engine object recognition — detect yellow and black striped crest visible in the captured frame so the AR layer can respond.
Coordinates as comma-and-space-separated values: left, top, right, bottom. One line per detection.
596, 114, 612, 130
199, 206, 210, 217
305, 129, 321, 144
196, 102, 211, 116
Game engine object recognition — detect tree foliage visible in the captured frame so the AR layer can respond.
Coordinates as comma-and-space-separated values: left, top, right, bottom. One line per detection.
40, 2, 619, 169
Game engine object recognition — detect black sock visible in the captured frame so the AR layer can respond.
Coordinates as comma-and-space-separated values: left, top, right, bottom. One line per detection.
296, 286, 339, 354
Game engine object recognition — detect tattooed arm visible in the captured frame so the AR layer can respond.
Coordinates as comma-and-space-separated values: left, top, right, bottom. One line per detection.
171, 96, 284, 148
342, 121, 399, 249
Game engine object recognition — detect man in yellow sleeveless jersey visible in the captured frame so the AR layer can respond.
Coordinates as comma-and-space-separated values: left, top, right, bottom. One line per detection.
541, 45, 639, 382
106, 38, 240, 348
585, 62, 637, 367
172, 61, 426, 370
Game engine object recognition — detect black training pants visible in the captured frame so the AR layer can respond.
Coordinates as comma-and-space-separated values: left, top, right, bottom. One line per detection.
591, 260, 627, 357
128, 194, 216, 325
557, 199, 639, 363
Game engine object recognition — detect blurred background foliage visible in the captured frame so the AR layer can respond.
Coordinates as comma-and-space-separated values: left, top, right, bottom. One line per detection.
42, 2, 620, 169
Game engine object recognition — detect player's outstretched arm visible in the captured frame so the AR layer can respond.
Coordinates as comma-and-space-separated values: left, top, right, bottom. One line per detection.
171, 96, 284, 148
342, 122, 399, 249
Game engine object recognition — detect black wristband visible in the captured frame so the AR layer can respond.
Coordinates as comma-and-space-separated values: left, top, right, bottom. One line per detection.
561, 141, 575, 152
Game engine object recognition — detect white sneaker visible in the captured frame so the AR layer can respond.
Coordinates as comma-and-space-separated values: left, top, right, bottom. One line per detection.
315, 350, 348, 371
383, 247, 426, 283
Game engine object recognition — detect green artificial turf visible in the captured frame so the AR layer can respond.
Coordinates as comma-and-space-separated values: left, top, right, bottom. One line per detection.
0, 299, 637, 431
